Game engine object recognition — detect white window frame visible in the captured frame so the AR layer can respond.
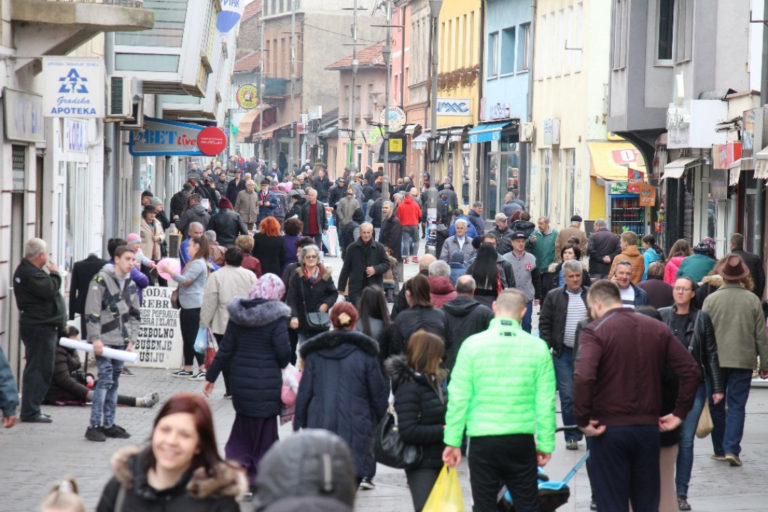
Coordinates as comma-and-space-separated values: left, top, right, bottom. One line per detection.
517, 22, 531, 72
488, 31, 499, 79
656, 0, 675, 66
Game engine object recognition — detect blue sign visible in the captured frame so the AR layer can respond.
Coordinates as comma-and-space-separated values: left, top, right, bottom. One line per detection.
130, 117, 206, 156
217, 0, 244, 33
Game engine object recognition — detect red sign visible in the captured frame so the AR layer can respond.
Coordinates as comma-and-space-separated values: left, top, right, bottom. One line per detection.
627, 168, 645, 193
713, 142, 742, 169
197, 126, 227, 156
611, 148, 641, 165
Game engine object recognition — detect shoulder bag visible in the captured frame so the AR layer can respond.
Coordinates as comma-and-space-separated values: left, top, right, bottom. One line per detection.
373, 383, 423, 469
299, 275, 331, 332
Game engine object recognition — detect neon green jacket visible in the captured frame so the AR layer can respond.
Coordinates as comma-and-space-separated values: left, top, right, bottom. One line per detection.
444, 318, 556, 453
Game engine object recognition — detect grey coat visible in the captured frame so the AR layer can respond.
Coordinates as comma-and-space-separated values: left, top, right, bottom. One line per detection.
85, 264, 140, 347
439, 235, 474, 263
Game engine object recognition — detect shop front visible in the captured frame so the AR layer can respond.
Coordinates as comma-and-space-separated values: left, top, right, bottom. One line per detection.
467, 121, 522, 218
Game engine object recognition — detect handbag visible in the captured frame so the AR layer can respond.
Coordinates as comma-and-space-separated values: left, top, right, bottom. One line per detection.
299, 277, 331, 332
170, 289, 180, 309
696, 400, 714, 439
373, 382, 422, 469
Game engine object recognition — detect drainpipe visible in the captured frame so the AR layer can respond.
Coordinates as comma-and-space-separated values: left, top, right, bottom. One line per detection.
104, 32, 117, 255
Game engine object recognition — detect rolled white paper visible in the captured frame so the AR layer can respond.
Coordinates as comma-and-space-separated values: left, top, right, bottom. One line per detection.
59, 338, 140, 364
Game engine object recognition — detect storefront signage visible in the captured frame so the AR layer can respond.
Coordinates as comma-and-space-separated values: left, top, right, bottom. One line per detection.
437, 98, 471, 116
489, 102, 510, 120
217, 0, 244, 33
379, 106, 406, 131
134, 287, 183, 368
667, 100, 727, 149
130, 117, 206, 156
389, 137, 403, 153
3, 88, 44, 143
627, 168, 645, 193
543, 119, 560, 145
42, 57, 104, 118
713, 142, 742, 169
638, 184, 656, 207
64, 119, 88, 153
197, 126, 227, 156
609, 181, 628, 194
236, 84, 259, 109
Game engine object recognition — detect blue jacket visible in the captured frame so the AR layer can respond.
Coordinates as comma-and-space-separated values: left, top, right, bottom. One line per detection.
0, 346, 19, 418
295, 330, 388, 477
257, 190, 277, 222
448, 215, 478, 238
206, 298, 291, 418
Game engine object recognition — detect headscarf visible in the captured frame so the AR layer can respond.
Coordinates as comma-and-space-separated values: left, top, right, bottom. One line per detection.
249, 273, 285, 300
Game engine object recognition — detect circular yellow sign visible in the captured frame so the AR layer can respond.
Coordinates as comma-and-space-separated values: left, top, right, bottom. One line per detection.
237, 84, 259, 109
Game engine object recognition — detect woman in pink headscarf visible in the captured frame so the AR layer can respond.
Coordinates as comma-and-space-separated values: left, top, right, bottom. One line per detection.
202, 273, 292, 488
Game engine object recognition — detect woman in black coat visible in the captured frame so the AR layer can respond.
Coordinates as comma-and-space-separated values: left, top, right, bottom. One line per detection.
384, 331, 447, 512
295, 302, 388, 488
286, 244, 339, 345
204, 273, 292, 486
391, 274, 447, 354
252, 217, 286, 276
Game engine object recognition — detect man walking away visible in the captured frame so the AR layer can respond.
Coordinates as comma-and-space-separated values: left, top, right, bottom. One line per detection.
175, 193, 210, 235
539, 260, 588, 451
397, 191, 422, 263
587, 219, 620, 280
556, 215, 588, 258
13, 238, 67, 423
442, 275, 494, 370
443, 289, 556, 512
574, 280, 700, 512
730, 233, 765, 298
84, 246, 141, 442
702, 254, 768, 467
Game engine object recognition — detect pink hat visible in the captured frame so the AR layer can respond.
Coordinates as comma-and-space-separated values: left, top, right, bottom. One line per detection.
249, 273, 285, 300
125, 233, 141, 246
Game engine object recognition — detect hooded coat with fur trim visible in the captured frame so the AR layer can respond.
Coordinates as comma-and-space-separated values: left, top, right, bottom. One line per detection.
294, 330, 388, 477
285, 265, 339, 336
206, 298, 292, 418
96, 445, 246, 512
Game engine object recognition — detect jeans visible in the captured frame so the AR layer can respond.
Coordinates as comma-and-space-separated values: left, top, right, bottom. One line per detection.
590, 425, 660, 512
468, 434, 538, 512
675, 381, 706, 496
90, 351, 125, 428
710, 368, 752, 456
180, 307, 204, 368
19, 323, 58, 420
522, 301, 533, 333
553, 347, 578, 441
405, 467, 441, 512
402, 225, 419, 258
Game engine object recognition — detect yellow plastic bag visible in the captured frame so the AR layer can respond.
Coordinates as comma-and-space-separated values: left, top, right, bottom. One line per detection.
422, 465, 466, 512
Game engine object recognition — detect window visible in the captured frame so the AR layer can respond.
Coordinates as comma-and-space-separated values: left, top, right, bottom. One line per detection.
574, 2, 583, 71
547, 12, 555, 76
536, 15, 547, 79
271, 0, 276, 15
675, 0, 692, 63
563, 148, 576, 218
517, 23, 530, 71
565, 7, 573, 74
487, 31, 499, 77
555, 9, 563, 76
501, 27, 515, 75
344, 85, 350, 118
368, 83, 375, 117
658, 0, 675, 61
541, 149, 552, 217
612, 0, 628, 70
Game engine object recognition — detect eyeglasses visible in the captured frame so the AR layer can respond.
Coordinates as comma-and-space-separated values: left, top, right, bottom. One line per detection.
304, 255, 318, 259
673, 287, 692, 292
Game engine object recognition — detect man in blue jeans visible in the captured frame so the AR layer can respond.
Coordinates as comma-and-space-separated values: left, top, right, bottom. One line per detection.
84, 245, 141, 442
702, 254, 768, 467
539, 260, 588, 451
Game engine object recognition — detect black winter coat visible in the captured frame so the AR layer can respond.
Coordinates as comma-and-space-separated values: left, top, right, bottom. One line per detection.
206, 298, 291, 418
379, 216, 403, 261
587, 228, 621, 277
442, 296, 494, 370
391, 306, 447, 355
69, 254, 107, 317
97, 446, 245, 512
337, 239, 390, 304
285, 265, 339, 336
208, 209, 248, 247
384, 355, 447, 469
170, 190, 190, 220
733, 248, 766, 298
252, 233, 286, 276
299, 201, 328, 235
12, 259, 66, 328
295, 330, 388, 477
539, 285, 589, 357
44, 346, 89, 403
226, 178, 246, 206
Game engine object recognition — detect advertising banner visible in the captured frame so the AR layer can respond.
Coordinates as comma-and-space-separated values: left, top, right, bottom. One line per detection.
42, 57, 104, 118
134, 287, 183, 368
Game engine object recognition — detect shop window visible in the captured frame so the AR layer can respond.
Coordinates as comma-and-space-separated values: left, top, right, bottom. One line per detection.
501, 27, 516, 75
675, 0, 693, 63
487, 31, 499, 78
517, 23, 530, 72
657, 0, 674, 62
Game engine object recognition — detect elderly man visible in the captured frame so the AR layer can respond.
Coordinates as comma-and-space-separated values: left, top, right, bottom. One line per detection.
338, 223, 390, 305
539, 260, 589, 450
175, 193, 210, 235
490, 212, 514, 254
235, 179, 260, 231
440, 218, 474, 264
179, 222, 205, 268
13, 238, 67, 423
502, 191, 524, 217
503, 232, 542, 333
442, 275, 494, 370
467, 201, 485, 237
613, 259, 648, 308
587, 219, 620, 280
380, 200, 403, 299
299, 187, 327, 249
556, 215, 588, 258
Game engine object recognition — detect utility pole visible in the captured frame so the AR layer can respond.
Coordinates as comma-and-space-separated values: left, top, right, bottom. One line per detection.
350, 0, 359, 172
289, 1, 297, 173
259, 14, 265, 162
382, 0, 392, 198
429, 1, 442, 184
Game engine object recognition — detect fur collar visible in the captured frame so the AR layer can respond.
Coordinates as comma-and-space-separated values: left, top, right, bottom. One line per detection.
227, 298, 291, 327
299, 329, 379, 358
701, 274, 724, 288
294, 264, 333, 282
384, 354, 448, 386
110, 446, 247, 500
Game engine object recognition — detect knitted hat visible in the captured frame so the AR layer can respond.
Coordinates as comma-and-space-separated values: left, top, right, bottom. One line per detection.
218, 197, 233, 210
149, 197, 162, 207
125, 233, 141, 246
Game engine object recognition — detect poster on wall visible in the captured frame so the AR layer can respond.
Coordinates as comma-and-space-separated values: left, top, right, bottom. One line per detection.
133, 287, 183, 369
638, 184, 656, 207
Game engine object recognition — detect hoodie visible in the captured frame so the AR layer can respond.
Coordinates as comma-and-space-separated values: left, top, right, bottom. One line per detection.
442, 296, 494, 370
608, 244, 645, 284
397, 194, 422, 226
428, 275, 457, 307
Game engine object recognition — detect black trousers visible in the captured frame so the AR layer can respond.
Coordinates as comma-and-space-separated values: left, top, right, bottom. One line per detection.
468, 434, 538, 512
179, 307, 204, 368
214, 333, 231, 394
19, 323, 58, 419
406, 467, 441, 512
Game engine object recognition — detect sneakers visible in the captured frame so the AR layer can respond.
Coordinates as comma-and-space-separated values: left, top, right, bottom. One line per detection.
103, 424, 131, 439
139, 392, 160, 408
565, 439, 579, 450
85, 426, 106, 442
590, 498, 598, 511
121, 367, 135, 376
710, 453, 727, 462
677, 495, 691, 511
411, 256, 419, 264
358, 477, 375, 490
724, 453, 742, 467
172, 369, 193, 378
188, 370, 207, 381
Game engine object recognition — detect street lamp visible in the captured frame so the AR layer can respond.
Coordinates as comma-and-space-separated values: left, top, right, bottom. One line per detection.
428, 0, 442, 185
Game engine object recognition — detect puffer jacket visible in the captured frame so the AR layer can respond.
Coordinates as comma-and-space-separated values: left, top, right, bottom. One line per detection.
384, 355, 447, 470
539, 285, 589, 357
658, 306, 723, 395
206, 298, 291, 418
677, 253, 716, 283
664, 256, 686, 285
295, 330, 388, 478
97, 446, 246, 512
285, 265, 339, 336
444, 318, 556, 453
442, 296, 494, 370
44, 346, 89, 403
428, 275, 457, 307
391, 306, 447, 355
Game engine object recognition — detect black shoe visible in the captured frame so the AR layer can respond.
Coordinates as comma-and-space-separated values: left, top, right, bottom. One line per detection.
590, 498, 598, 511
85, 426, 106, 442
358, 477, 375, 490
21, 413, 53, 423
103, 424, 131, 439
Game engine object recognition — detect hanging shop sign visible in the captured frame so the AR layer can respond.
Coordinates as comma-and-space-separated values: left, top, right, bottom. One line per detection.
236, 84, 259, 109
713, 142, 742, 170
609, 181, 629, 195
3, 88, 44, 143
638, 183, 656, 207
627, 168, 645, 193
437, 98, 471, 116
217, 0, 244, 33
389, 137, 403, 153
197, 126, 228, 156
130, 117, 207, 156
379, 106, 406, 132
42, 57, 105, 118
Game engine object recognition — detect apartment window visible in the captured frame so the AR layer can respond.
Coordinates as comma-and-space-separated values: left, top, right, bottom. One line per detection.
612, 0, 629, 70
518, 23, 530, 71
547, 12, 555, 76
542, 149, 552, 217
368, 83, 375, 117
536, 15, 547, 79
271, 0, 276, 15
501, 27, 516, 75
488, 31, 499, 77
344, 85, 350, 117
675, 0, 693, 63
563, 148, 576, 218
574, 2, 583, 71
555, 10, 563, 76
265, 41, 270, 75
279, 0, 284, 13
658, 0, 675, 61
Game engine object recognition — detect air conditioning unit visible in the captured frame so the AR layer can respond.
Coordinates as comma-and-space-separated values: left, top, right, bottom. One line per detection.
122, 100, 144, 131
106, 75, 132, 120
520, 122, 534, 142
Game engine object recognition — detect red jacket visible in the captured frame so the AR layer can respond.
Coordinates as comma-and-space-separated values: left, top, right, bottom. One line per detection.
397, 195, 422, 226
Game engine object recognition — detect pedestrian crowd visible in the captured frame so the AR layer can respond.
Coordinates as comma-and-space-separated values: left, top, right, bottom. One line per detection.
2, 160, 768, 512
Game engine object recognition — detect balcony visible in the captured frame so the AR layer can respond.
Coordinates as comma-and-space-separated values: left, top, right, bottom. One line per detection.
263, 77, 302, 98
12, 0, 154, 67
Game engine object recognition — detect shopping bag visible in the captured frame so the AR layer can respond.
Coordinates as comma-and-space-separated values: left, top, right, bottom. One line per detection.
194, 327, 208, 354
203, 330, 217, 366
422, 465, 465, 512
696, 400, 714, 439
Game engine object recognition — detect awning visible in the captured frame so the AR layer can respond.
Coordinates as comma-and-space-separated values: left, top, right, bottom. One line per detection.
412, 132, 429, 150
254, 122, 291, 140
236, 105, 273, 141
588, 141, 646, 181
468, 122, 511, 143
662, 157, 701, 180
318, 126, 338, 139
730, 158, 743, 186
405, 123, 421, 136
755, 147, 768, 179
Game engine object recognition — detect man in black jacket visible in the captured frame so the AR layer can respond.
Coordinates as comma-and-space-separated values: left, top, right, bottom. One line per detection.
338, 223, 390, 305
207, 197, 248, 247
442, 276, 494, 370
226, 169, 246, 205
170, 183, 193, 221
69, 253, 107, 334
379, 201, 402, 300
587, 218, 620, 279
539, 260, 589, 450
13, 238, 67, 423
730, 233, 765, 298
